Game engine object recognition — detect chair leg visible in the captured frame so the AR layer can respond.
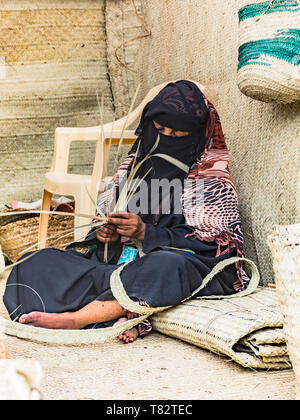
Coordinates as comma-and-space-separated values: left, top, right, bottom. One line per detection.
38, 189, 53, 249
73, 192, 95, 242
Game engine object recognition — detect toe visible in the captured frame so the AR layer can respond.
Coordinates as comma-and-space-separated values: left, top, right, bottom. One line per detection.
19, 313, 37, 325
19, 314, 28, 324
20, 312, 41, 326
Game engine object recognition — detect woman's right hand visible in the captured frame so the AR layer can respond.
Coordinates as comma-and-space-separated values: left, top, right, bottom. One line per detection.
96, 223, 120, 244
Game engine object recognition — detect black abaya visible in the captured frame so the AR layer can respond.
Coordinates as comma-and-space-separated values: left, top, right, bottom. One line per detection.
3, 80, 239, 329
3, 212, 237, 328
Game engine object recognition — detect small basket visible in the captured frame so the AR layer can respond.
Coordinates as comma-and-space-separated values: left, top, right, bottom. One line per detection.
268, 223, 300, 399
238, 0, 300, 103
0, 204, 75, 263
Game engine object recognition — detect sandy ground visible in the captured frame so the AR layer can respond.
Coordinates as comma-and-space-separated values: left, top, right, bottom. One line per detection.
0, 271, 296, 400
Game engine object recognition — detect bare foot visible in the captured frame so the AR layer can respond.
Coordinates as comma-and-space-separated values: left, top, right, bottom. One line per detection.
114, 317, 138, 344
19, 311, 78, 330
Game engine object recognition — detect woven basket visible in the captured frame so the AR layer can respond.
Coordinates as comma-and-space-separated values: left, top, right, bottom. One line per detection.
238, 0, 300, 103
268, 224, 300, 399
0, 204, 75, 263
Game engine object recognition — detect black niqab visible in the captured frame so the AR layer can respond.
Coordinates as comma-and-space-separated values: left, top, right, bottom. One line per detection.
131, 80, 209, 181
126, 80, 209, 222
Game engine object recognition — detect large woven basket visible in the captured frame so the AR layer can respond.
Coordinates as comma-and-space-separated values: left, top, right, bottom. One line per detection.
268, 223, 300, 399
0, 204, 75, 263
238, 0, 300, 104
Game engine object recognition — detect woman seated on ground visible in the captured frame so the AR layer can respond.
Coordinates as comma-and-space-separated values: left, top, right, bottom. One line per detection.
3, 80, 250, 344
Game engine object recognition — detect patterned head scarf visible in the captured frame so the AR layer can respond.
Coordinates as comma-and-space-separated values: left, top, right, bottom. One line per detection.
97, 81, 250, 292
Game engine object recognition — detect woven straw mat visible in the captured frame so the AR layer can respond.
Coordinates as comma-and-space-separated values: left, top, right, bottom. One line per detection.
151, 287, 291, 370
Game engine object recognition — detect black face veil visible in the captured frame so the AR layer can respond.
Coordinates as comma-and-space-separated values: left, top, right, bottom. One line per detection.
125, 80, 209, 221
131, 80, 209, 181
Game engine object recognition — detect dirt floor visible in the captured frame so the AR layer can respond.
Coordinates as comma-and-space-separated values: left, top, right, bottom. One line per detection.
0, 271, 296, 400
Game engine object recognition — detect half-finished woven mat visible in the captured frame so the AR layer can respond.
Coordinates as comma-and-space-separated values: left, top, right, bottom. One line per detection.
0, 257, 260, 347
151, 287, 291, 370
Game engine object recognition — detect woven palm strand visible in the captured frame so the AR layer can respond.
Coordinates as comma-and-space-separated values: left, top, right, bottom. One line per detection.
238, 0, 300, 103
0, 257, 260, 350
268, 223, 300, 398
151, 288, 291, 370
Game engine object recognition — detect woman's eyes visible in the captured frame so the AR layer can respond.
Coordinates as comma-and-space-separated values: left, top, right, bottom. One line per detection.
157, 127, 186, 137
153, 122, 190, 137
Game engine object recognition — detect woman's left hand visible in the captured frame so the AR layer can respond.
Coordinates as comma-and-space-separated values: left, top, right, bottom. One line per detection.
107, 212, 146, 241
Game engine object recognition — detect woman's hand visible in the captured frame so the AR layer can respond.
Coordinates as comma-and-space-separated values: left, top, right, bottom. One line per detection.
107, 212, 146, 241
96, 223, 120, 244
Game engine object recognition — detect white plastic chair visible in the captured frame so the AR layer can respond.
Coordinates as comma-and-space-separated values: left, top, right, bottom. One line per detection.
38, 80, 206, 248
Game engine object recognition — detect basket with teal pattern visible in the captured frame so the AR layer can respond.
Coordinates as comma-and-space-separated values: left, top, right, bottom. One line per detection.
238, 0, 300, 103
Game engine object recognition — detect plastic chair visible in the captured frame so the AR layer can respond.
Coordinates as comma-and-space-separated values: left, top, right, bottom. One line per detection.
38, 80, 206, 248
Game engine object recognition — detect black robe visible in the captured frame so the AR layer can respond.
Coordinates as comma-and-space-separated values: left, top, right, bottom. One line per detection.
3, 212, 237, 329
4, 80, 239, 330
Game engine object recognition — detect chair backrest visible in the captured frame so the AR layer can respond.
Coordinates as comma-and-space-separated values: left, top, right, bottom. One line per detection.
92, 80, 206, 187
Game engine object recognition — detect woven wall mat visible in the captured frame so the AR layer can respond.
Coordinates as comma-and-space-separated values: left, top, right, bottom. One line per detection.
151, 287, 291, 370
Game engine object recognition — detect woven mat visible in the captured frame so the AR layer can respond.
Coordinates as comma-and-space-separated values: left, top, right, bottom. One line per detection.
0, 260, 290, 370
151, 287, 291, 370
0, 287, 292, 370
